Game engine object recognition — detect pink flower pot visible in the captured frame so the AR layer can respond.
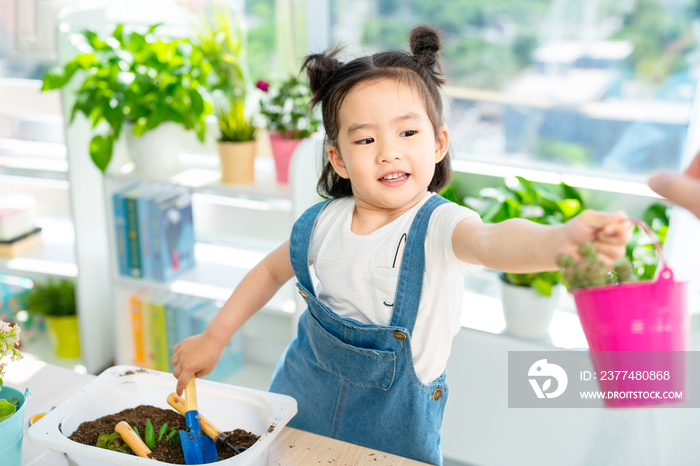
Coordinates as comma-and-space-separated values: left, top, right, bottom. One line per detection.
269, 132, 304, 183
571, 219, 688, 408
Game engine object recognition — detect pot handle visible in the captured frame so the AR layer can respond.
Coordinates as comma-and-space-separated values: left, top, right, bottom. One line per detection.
623, 217, 672, 281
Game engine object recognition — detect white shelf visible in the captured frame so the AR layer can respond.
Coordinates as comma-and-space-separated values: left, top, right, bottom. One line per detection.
452, 158, 661, 197
113, 243, 296, 316
0, 215, 77, 277
459, 290, 589, 349
107, 156, 293, 205
17, 329, 85, 371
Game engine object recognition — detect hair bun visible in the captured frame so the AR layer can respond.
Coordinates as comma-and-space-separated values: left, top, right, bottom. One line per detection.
409, 25, 441, 71
301, 48, 343, 107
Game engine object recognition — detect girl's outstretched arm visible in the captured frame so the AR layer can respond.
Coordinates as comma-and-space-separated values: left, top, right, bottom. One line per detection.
171, 240, 295, 395
452, 211, 631, 273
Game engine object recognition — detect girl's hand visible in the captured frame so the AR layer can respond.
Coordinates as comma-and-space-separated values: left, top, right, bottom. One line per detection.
171, 333, 225, 396
561, 210, 631, 269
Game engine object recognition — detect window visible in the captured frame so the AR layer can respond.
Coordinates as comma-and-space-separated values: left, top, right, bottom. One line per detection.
331, 0, 698, 180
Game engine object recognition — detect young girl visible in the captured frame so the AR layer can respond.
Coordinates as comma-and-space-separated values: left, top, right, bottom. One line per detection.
172, 26, 630, 465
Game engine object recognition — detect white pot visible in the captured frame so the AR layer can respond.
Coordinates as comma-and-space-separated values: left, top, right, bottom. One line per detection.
28, 365, 297, 466
126, 122, 180, 176
500, 279, 560, 340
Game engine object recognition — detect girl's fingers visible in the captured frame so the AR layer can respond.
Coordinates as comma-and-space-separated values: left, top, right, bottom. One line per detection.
602, 211, 630, 235
596, 228, 629, 245
594, 243, 626, 261
176, 371, 192, 396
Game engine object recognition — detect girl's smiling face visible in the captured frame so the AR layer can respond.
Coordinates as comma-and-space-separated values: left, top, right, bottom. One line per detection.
327, 78, 449, 216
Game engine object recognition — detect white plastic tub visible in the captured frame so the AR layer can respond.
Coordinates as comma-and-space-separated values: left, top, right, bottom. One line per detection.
28, 366, 297, 466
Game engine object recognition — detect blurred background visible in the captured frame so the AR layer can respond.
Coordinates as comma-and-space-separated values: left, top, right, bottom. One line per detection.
2, 0, 700, 465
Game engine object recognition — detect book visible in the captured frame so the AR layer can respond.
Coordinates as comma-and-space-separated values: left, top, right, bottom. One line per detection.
129, 289, 147, 367
112, 182, 143, 277
0, 227, 41, 258
140, 289, 162, 369
150, 187, 196, 281
136, 184, 169, 280
122, 183, 155, 278
147, 290, 171, 372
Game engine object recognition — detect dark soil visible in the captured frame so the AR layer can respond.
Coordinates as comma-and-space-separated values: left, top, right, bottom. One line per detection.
68, 405, 260, 464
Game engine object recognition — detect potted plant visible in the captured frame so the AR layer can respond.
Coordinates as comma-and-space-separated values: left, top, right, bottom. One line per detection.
193, 6, 258, 185
462, 176, 586, 339
27, 366, 297, 465
258, 75, 320, 183
25, 278, 81, 358
556, 233, 687, 408
1, 319, 28, 466
41, 24, 211, 175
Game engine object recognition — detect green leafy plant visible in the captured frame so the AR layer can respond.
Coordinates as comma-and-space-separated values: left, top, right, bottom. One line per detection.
462, 176, 586, 296
41, 24, 211, 172
0, 319, 22, 420
193, 5, 256, 142
626, 202, 669, 280
0, 397, 18, 423
557, 243, 635, 291
144, 419, 155, 449
258, 75, 320, 139
136, 419, 177, 450
24, 279, 76, 317
167, 427, 180, 449
96, 431, 132, 455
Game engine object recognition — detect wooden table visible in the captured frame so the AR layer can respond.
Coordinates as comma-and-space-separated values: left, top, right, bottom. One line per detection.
5, 359, 429, 466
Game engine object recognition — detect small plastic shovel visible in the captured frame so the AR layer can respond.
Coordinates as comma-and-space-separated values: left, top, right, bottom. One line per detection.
179, 377, 218, 464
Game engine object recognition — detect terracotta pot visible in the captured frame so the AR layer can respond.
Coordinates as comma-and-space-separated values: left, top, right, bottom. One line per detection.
217, 140, 257, 185
269, 132, 304, 183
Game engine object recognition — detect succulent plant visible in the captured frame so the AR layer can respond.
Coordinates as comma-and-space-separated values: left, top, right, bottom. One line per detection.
95, 432, 132, 455
557, 242, 636, 290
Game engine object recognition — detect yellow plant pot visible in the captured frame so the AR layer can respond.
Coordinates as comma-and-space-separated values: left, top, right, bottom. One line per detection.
218, 140, 257, 185
45, 315, 81, 358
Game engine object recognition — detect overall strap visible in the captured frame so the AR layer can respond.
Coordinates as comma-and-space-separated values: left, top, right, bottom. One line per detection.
289, 199, 332, 296
389, 194, 450, 333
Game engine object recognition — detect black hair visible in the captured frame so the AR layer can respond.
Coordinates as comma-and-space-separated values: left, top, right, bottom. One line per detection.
301, 25, 452, 198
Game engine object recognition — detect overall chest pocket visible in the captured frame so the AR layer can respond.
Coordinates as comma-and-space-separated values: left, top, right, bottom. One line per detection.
372, 267, 399, 327
305, 311, 396, 390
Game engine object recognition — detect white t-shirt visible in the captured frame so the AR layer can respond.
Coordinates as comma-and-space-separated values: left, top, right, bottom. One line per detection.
309, 192, 483, 384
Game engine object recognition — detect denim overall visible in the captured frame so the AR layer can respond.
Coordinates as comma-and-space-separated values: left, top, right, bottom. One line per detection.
269, 195, 450, 466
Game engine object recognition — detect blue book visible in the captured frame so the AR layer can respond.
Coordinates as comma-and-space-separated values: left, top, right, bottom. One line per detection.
150, 187, 196, 281
112, 182, 144, 277
122, 183, 158, 278
136, 184, 169, 280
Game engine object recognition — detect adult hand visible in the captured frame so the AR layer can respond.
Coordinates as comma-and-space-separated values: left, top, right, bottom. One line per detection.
648, 152, 700, 219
